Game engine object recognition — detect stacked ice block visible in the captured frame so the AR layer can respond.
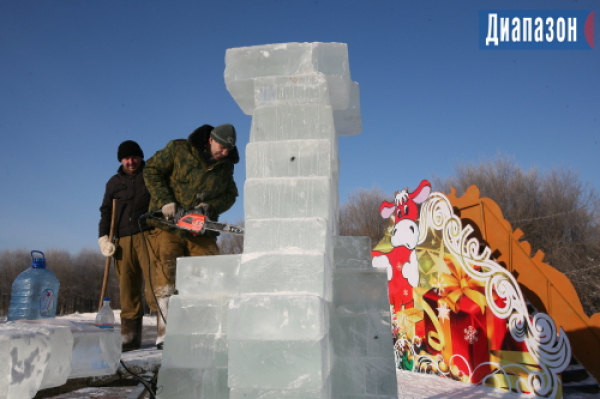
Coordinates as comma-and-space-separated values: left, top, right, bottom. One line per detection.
157, 42, 396, 399
225, 42, 345, 398
157, 254, 241, 398
331, 236, 397, 398
226, 42, 392, 399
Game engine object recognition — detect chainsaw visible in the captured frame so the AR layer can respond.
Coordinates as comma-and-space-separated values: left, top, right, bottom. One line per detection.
141, 208, 244, 236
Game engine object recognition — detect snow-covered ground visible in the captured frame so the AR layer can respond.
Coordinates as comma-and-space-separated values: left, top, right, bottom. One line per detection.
2, 312, 596, 399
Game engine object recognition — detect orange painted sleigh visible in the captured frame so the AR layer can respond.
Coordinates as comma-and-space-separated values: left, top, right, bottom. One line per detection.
372, 184, 600, 398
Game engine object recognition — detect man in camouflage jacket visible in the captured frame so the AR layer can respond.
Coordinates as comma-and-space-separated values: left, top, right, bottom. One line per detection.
144, 123, 239, 348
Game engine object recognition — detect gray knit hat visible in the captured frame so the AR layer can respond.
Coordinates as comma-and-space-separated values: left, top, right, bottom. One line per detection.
210, 124, 236, 149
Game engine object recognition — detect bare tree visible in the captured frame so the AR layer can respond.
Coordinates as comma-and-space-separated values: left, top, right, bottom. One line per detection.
0, 247, 120, 316
218, 219, 245, 255
338, 186, 391, 248
0, 249, 30, 316
433, 155, 600, 316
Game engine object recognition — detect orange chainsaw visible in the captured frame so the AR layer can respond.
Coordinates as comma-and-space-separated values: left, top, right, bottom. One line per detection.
142, 209, 244, 236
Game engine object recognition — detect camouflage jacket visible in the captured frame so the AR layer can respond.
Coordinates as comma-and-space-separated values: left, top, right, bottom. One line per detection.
144, 126, 239, 239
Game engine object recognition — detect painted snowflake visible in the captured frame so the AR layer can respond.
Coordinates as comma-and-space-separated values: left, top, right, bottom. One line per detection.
432, 275, 445, 295
464, 325, 478, 344
437, 302, 451, 324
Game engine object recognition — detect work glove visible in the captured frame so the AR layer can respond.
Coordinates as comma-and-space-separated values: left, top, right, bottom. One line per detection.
98, 235, 116, 257
162, 202, 177, 219
194, 202, 216, 220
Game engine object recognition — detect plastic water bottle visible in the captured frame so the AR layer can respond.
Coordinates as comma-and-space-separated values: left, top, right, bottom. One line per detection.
95, 297, 115, 330
7, 250, 60, 321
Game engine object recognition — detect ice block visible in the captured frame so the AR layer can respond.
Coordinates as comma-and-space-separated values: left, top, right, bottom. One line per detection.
245, 140, 337, 179
228, 294, 327, 341
224, 42, 352, 114
238, 253, 332, 298
175, 255, 241, 297
0, 324, 54, 399
250, 104, 337, 142
244, 177, 333, 219
243, 218, 332, 254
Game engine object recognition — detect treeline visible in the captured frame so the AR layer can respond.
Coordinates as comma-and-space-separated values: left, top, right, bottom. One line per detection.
0, 248, 120, 317
3, 156, 598, 317
433, 155, 600, 316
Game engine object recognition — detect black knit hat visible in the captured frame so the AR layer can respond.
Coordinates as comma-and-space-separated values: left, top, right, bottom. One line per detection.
210, 124, 236, 149
118, 140, 144, 161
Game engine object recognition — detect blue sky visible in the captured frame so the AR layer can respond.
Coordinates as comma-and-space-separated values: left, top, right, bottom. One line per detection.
1, 0, 598, 253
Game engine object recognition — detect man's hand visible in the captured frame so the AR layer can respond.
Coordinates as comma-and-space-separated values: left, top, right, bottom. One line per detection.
162, 202, 177, 219
98, 236, 116, 257
194, 202, 215, 220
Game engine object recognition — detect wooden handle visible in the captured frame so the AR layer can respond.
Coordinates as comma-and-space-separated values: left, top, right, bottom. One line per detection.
99, 198, 117, 311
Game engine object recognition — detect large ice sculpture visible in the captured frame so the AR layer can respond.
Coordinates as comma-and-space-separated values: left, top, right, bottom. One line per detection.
157, 42, 396, 399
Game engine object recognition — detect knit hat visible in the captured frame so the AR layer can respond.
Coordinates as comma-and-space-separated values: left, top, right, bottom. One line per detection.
210, 124, 236, 149
118, 140, 144, 161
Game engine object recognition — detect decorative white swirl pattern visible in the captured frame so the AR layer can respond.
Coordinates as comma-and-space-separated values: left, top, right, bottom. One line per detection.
415, 192, 571, 398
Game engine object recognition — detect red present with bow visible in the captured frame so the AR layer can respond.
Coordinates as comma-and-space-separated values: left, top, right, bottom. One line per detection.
418, 256, 493, 382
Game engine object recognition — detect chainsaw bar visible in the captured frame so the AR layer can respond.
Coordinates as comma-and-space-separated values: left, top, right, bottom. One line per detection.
144, 210, 244, 236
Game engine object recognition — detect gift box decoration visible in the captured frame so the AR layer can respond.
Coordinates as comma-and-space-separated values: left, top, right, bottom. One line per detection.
396, 307, 425, 340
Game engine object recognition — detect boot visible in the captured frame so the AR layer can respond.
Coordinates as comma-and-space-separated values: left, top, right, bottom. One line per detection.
155, 297, 169, 350
121, 317, 143, 352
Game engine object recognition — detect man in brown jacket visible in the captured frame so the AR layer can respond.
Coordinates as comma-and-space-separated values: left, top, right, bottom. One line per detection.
144, 124, 239, 349
98, 140, 157, 351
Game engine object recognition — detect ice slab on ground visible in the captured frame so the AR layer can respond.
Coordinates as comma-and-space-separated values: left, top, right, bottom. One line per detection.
228, 295, 327, 341
244, 218, 332, 253
162, 332, 228, 369
239, 253, 331, 297
0, 323, 55, 399
250, 104, 336, 142
225, 42, 351, 114
246, 139, 337, 179
245, 177, 333, 219
16, 319, 120, 379
5, 321, 73, 391
228, 337, 330, 390
166, 295, 229, 335
63, 321, 121, 379
1, 319, 120, 398
175, 254, 240, 296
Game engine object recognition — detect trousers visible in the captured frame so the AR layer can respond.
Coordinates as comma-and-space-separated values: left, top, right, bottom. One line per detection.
113, 230, 157, 319
148, 228, 219, 298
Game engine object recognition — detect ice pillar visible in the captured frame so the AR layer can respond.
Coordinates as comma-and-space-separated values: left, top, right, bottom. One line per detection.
225, 42, 391, 399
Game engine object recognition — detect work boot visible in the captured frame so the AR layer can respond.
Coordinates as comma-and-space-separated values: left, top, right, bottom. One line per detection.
155, 297, 169, 350
121, 317, 143, 352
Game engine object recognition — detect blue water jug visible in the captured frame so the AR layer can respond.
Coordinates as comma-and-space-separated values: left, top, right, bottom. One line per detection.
7, 250, 60, 321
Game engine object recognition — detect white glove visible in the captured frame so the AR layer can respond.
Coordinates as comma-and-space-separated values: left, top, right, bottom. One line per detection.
162, 202, 177, 219
98, 235, 116, 257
